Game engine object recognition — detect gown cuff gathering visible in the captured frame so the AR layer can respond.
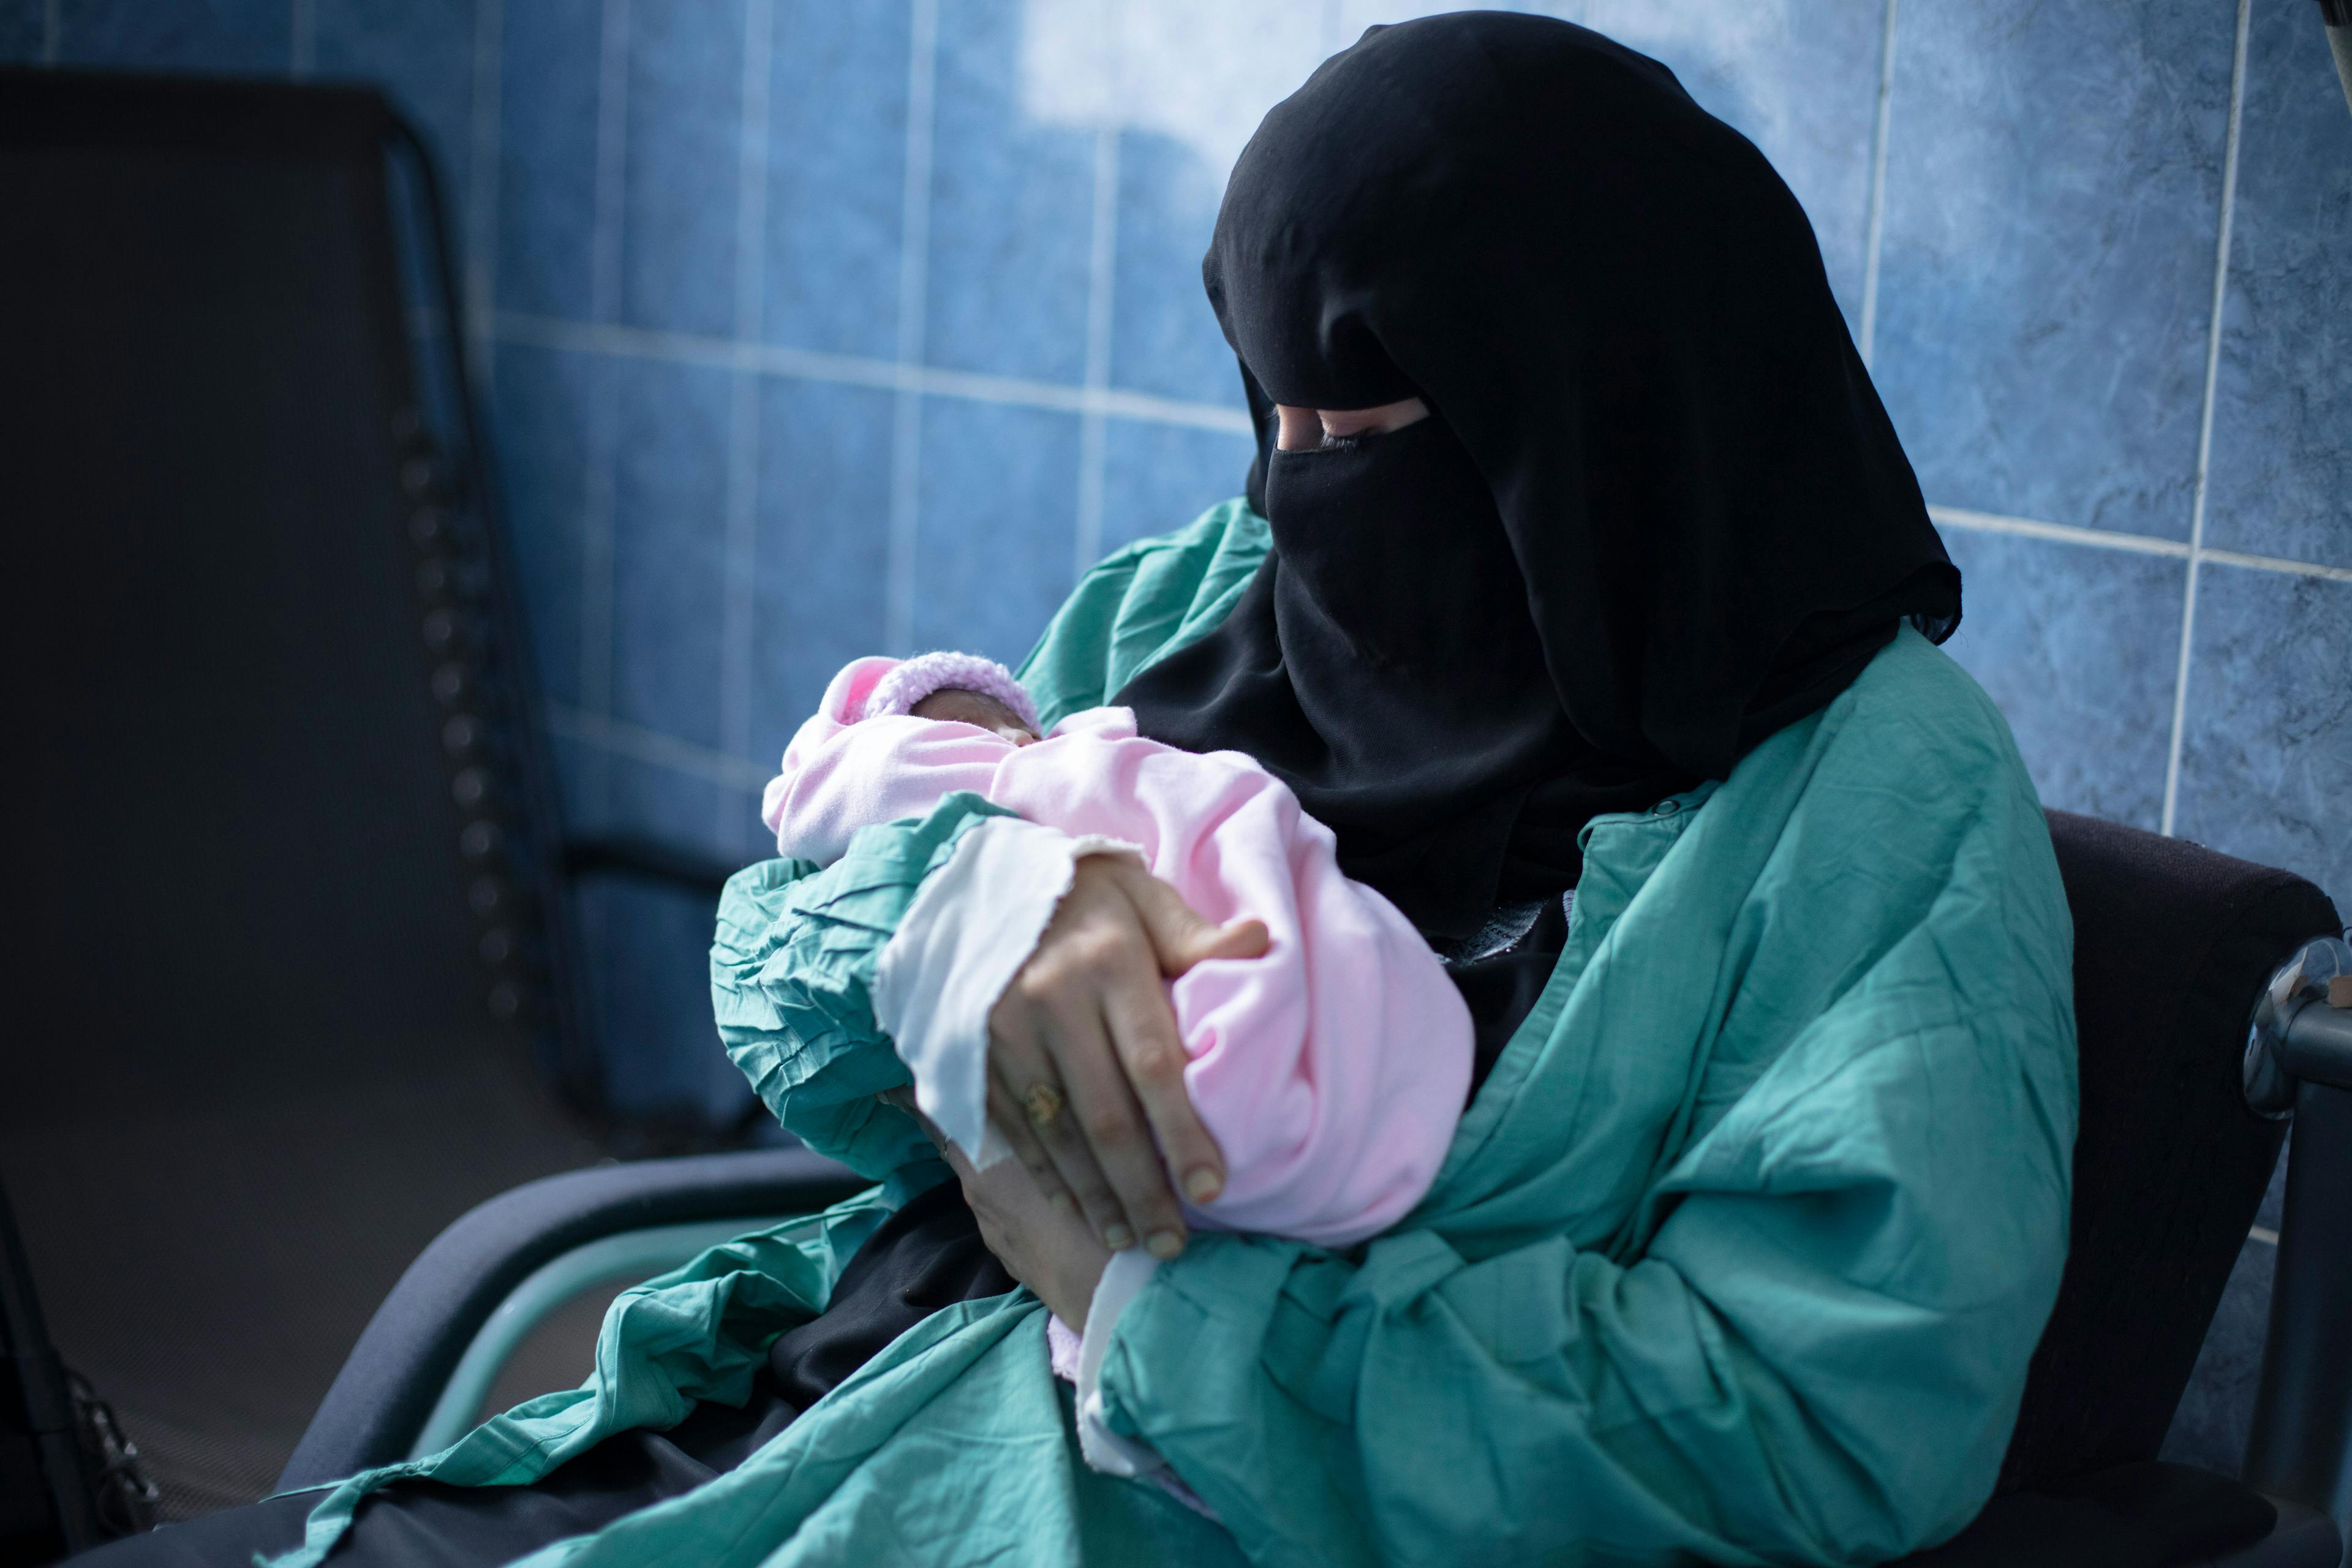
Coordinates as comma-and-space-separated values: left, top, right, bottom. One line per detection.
1071, 1249, 1214, 1516
870, 815, 1142, 1168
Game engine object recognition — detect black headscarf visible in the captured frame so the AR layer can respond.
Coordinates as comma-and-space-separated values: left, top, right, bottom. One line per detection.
1117, 12, 1959, 942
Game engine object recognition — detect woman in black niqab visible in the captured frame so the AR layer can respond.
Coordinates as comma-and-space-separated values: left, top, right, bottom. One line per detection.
1119, 12, 1959, 952
66, 23, 1975, 1568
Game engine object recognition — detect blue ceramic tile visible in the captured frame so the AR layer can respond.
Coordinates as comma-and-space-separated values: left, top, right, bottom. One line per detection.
923, 0, 1092, 385
725, 780, 777, 866
2160, 1229, 2275, 1472
1327, 0, 1583, 50
545, 729, 603, 842
1107, 129, 1246, 410
1873, 0, 2234, 540
749, 377, 895, 768
1936, 527, 2185, 829
56, 0, 289, 71
912, 397, 1081, 666
496, 0, 601, 322
2171, 562, 2352, 916
607, 357, 731, 748
605, 746, 739, 863
1584, 0, 1883, 334
1099, 417, 1256, 556
2201, 0, 2352, 571
570, 812, 751, 1125
314, 0, 477, 209
0, 3, 47, 61
619, 0, 743, 338
491, 342, 607, 710
565, 749, 755, 1133
763, 0, 909, 361
1097, 6, 1327, 409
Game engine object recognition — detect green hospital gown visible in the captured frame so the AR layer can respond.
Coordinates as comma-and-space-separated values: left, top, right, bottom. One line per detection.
275, 499, 2076, 1567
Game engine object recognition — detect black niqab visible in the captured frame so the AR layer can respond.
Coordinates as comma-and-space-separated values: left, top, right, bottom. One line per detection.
1118, 12, 1959, 941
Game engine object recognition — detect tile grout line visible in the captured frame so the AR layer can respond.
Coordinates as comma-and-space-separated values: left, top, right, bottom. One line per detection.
579, 0, 635, 818
579, 390, 619, 819
1931, 507, 2351, 582
487, 314, 2352, 584
478, 321, 2352, 587
1074, 126, 1121, 581
288, 0, 314, 78
1857, 0, 1898, 366
494, 311, 1254, 432
2199, 546, 2352, 585
548, 706, 772, 794
41, 0, 58, 64
2160, 0, 2250, 840
886, 0, 939, 656
1929, 506, 2190, 560
590, 0, 632, 326
464, 0, 504, 388
717, 0, 775, 843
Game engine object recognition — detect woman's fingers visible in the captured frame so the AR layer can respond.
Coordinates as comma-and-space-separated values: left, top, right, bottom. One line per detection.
1106, 858, 1271, 974
984, 1078, 1079, 1218
1099, 958, 1226, 1207
1039, 993, 1190, 1259
984, 855, 1249, 1259
989, 1033, 1126, 1245
1014, 982, 1184, 1255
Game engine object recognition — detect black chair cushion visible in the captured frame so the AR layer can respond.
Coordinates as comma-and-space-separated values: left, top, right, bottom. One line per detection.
1901, 1462, 2278, 1567
1998, 812, 2340, 1491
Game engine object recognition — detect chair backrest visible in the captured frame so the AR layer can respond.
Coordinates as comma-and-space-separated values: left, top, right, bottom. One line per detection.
1998, 810, 2342, 1490
4, 69, 575, 1105
0, 67, 601, 1516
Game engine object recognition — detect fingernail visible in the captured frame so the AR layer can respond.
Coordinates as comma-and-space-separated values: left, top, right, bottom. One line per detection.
1146, 1230, 1185, 1261
1049, 1192, 1076, 1216
1184, 1167, 1223, 1202
1103, 1223, 1134, 1250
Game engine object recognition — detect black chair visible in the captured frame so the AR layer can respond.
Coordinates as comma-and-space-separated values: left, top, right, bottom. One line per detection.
0, 67, 756, 1555
1896, 812, 2349, 1566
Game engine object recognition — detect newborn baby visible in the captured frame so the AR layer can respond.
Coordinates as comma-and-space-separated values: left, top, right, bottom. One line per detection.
763, 650, 1472, 1254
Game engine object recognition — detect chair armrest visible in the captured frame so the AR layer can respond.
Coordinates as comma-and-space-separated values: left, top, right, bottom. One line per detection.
562, 833, 744, 899
277, 1146, 863, 1491
2213, 1497, 2343, 1567
2245, 1078, 2352, 1551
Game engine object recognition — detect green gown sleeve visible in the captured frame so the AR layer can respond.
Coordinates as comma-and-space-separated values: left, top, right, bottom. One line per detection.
1017, 497, 1270, 729
710, 793, 1012, 1179
1089, 628, 2080, 1567
708, 499, 1272, 1179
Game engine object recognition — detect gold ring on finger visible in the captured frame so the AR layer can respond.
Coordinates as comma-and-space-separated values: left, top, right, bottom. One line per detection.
1022, 1082, 1066, 1129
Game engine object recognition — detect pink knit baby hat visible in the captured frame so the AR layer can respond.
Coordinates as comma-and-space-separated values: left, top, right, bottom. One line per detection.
858, 651, 1042, 733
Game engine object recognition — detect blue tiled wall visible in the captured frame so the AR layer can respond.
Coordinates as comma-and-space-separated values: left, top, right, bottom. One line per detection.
10, 0, 2346, 1469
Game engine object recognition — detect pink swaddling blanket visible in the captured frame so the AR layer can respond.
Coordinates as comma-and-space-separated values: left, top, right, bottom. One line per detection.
761, 655, 1472, 1248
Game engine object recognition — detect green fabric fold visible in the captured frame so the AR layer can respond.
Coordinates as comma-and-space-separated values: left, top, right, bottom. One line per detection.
712, 793, 1014, 1178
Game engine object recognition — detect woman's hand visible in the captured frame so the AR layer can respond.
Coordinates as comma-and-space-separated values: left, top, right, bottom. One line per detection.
937, 1129, 1112, 1329
986, 854, 1267, 1260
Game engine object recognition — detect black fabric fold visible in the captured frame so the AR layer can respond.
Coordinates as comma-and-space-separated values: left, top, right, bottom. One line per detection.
764, 1174, 1016, 1411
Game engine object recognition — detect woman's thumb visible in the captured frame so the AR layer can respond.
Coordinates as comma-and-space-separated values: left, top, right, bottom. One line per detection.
1120, 867, 1270, 975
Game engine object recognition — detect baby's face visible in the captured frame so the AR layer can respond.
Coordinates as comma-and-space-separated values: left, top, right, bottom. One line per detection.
909, 687, 1040, 745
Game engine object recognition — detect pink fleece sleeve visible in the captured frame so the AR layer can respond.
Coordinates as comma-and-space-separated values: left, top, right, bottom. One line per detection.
987, 715, 1471, 1248
763, 656, 1017, 865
